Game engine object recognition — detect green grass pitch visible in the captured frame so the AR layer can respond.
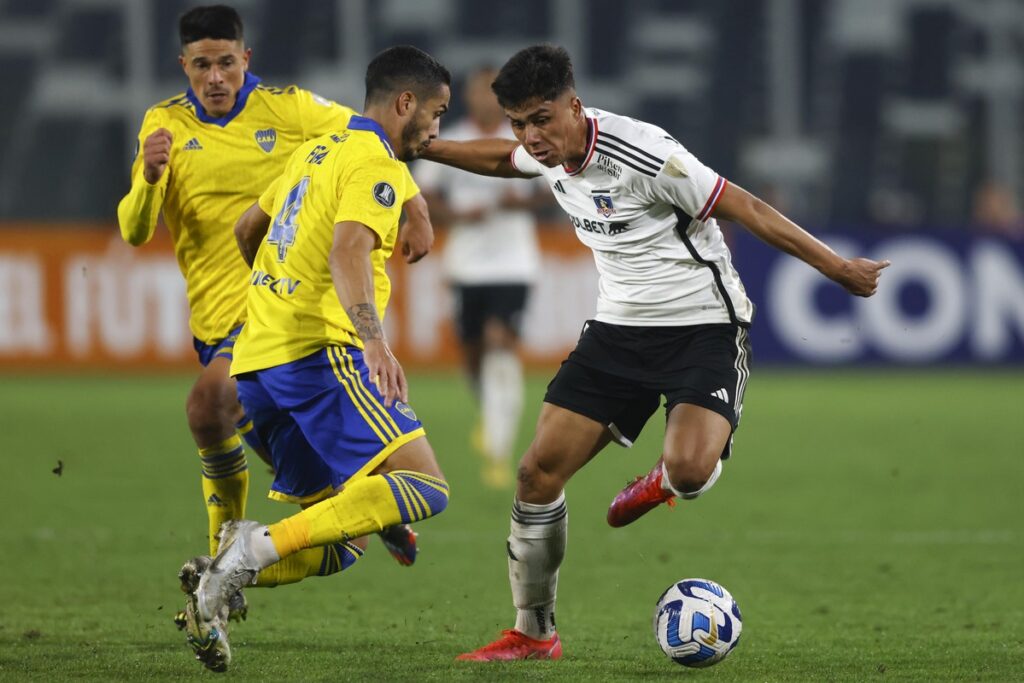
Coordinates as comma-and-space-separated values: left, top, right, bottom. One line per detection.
1, 370, 1022, 681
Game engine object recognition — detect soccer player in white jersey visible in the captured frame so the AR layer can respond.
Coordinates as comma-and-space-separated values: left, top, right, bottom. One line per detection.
422, 45, 890, 661
416, 66, 547, 488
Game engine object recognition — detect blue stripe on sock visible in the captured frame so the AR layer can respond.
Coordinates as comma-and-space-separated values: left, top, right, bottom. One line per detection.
383, 474, 414, 524
389, 472, 449, 519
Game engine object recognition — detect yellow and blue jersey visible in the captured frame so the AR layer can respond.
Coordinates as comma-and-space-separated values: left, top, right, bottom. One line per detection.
231, 116, 415, 376
116, 72, 418, 345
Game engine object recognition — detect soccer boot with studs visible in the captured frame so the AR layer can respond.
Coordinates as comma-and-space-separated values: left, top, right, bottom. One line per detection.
456, 629, 563, 661
378, 524, 418, 567
606, 457, 676, 527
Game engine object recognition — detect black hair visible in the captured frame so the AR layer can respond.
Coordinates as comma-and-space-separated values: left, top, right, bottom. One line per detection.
491, 45, 575, 109
364, 46, 451, 106
179, 5, 244, 47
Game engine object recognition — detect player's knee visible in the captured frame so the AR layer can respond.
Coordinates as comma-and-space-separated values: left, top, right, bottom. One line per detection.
516, 449, 565, 502
482, 318, 517, 349
186, 380, 235, 438
664, 455, 723, 499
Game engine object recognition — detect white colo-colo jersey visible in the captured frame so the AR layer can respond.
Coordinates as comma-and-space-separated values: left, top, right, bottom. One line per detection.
416, 119, 541, 284
511, 107, 754, 327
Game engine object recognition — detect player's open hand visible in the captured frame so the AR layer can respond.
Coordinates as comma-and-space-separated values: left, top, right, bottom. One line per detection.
362, 339, 409, 407
834, 257, 891, 297
143, 128, 173, 185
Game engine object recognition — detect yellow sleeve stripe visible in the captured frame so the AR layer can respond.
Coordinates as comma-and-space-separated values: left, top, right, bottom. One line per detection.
338, 347, 402, 437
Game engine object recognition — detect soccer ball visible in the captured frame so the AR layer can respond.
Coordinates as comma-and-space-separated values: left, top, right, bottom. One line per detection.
653, 578, 742, 667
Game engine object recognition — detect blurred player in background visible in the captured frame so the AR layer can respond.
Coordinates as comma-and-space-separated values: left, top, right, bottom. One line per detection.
416, 66, 547, 488
178, 46, 452, 672
423, 45, 890, 660
115, 4, 428, 608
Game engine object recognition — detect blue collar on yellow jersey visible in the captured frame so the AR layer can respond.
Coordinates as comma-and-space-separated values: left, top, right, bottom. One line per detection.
186, 72, 261, 127
346, 115, 396, 159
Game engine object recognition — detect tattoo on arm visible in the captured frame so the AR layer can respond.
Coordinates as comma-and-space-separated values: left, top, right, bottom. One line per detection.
346, 303, 384, 341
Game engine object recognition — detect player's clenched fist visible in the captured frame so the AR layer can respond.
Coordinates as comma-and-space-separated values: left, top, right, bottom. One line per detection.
835, 258, 891, 297
143, 128, 173, 184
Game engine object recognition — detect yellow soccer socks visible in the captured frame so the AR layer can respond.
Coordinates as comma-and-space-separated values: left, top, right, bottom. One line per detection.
254, 543, 364, 586
267, 471, 449, 559
198, 435, 249, 555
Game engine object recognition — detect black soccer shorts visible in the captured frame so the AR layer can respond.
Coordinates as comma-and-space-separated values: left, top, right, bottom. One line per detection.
543, 320, 752, 455
451, 283, 530, 344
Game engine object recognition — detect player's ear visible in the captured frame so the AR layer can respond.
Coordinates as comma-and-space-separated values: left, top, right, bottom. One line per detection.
396, 91, 416, 117
242, 46, 252, 70
570, 96, 583, 119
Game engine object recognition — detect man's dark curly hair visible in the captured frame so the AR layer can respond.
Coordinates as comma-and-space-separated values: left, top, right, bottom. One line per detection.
491, 45, 575, 110
179, 5, 244, 47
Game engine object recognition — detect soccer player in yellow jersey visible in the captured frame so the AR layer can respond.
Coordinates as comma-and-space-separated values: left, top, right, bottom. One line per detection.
116, 6, 427, 582
176, 46, 452, 672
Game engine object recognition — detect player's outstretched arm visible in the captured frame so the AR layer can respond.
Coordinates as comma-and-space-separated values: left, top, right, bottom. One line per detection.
117, 127, 172, 247
712, 182, 890, 297
235, 202, 271, 267
397, 193, 434, 264
330, 221, 408, 407
420, 138, 530, 179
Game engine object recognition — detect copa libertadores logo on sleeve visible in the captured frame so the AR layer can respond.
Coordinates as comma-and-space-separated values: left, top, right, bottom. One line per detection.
373, 182, 396, 208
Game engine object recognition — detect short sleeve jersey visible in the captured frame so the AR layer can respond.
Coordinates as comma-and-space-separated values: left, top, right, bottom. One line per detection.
120, 74, 419, 344
231, 116, 417, 375
510, 107, 753, 327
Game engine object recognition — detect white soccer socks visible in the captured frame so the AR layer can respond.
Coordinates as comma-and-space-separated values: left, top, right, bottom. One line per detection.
480, 349, 524, 461
508, 494, 567, 640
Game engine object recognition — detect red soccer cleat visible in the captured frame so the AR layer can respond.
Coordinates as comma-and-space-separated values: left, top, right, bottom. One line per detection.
456, 629, 563, 661
606, 457, 677, 527
378, 524, 418, 567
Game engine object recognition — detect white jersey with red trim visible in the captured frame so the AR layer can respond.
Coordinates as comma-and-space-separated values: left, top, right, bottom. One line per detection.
511, 107, 753, 327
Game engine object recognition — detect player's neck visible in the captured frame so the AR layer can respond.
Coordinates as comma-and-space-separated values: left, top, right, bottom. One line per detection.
564, 117, 591, 169
359, 106, 396, 145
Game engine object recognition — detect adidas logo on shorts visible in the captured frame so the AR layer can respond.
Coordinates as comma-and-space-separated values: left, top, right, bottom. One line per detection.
711, 387, 729, 403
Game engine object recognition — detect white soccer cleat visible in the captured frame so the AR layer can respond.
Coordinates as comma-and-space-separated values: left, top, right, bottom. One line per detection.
183, 520, 262, 671
178, 555, 232, 672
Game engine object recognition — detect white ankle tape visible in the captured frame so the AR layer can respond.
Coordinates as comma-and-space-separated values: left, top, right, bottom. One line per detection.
663, 460, 723, 500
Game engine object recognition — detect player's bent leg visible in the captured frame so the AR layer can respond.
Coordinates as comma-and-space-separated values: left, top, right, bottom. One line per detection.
187, 357, 250, 556
662, 402, 730, 494
202, 436, 448, 598
459, 404, 610, 662
607, 403, 731, 528
516, 402, 610, 504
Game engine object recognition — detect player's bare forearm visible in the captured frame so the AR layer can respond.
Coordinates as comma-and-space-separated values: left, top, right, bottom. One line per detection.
398, 193, 434, 263
234, 202, 271, 267
421, 138, 528, 178
330, 220, 408, 404
712, 182, 889, 296
330, 221, 383, 341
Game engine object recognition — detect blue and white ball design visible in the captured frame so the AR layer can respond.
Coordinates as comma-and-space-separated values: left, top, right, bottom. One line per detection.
653, 578, 742, 667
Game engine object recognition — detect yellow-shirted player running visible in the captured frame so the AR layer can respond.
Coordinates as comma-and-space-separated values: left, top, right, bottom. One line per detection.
177, 45, 452, 673
115, 5, 428, 614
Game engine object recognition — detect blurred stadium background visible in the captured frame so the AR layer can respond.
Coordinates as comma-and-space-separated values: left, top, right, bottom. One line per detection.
0, 0, 1022, 369
1, 0, 1022, 680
